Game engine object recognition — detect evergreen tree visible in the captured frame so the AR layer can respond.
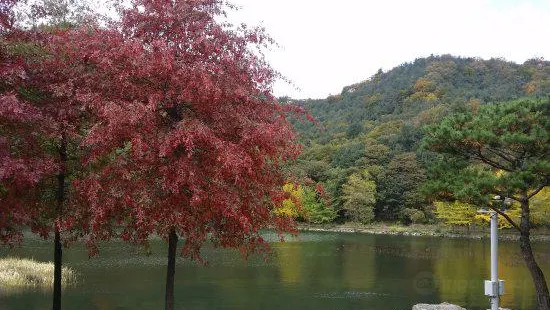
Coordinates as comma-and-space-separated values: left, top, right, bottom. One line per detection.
423, 98, 550, 310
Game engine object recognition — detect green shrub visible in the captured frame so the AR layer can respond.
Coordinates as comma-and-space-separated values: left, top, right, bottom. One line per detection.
399, 208, 426, 225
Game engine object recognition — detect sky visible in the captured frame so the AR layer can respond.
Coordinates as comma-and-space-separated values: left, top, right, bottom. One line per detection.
227, 0, 550, 99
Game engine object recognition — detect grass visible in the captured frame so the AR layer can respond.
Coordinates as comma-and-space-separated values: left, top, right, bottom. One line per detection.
0, 257, 76, 292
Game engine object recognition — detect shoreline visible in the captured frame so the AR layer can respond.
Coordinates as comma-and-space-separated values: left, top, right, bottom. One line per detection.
297, 223, 550, 242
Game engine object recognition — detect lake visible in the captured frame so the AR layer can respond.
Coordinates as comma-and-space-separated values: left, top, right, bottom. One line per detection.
1, 231, 549, 310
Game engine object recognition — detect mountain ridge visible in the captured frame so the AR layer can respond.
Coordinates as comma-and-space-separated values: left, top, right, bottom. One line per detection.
284, 54, 549, 224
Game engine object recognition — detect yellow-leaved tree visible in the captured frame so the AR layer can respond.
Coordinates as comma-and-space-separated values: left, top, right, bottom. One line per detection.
434, 201, 476, 227
275, 182, 304, 218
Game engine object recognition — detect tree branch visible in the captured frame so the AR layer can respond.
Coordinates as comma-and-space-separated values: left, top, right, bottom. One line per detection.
528, 184, 547, 199
470, 148, 513, 172
492, 189, 522, 203
488, 205, 520, 232
505, 195, 522, 203
485, 146, 516, 165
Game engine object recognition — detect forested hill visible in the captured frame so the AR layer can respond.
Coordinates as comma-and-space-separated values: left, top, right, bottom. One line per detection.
284, 55, 550, 224
292, 55, 549, 141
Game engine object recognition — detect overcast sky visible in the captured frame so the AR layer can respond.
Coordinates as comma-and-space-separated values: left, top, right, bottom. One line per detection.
227, 0, 550, 99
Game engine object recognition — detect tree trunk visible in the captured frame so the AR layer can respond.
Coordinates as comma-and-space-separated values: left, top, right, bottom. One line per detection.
52, 227, 62, 310
165, 228, 178, 310
53, 130, 67, 310
519, 199, 550, 310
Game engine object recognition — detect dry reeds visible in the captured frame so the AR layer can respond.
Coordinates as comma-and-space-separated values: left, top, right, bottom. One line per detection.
0, 257, 76, 291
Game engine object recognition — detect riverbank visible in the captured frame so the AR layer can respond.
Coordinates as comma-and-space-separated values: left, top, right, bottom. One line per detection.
297, 222, 550, 242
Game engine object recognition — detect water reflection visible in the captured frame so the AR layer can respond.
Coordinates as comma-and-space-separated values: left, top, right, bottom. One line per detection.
340, 238, 375, 290
275, 243, 302, 284
0, 232, 548, 310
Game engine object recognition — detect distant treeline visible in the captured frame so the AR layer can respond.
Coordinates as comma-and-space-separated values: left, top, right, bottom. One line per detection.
282, 55, 550, 225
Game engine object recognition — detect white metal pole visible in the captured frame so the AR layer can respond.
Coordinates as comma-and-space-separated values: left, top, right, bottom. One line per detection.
490, 212, 499, 310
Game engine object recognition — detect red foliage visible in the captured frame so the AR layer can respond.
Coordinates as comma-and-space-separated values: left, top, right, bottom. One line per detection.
0, 0, 299, 261
0, 25, 88, 243
0, 0, 17, 31
67, 0, 300, 260
315, 183, 326, 199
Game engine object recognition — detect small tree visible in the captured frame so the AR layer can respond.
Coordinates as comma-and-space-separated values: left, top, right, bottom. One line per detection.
423, 98, 550, 310
301, 184, 336, 224
69, 1, 301, 309
342, 170, 376, 223
1, 2, 115, 308
275, 182, 304, 219
1, 29, 84, 310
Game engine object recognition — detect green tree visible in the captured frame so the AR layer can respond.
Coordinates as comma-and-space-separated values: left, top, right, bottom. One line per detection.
361, 138, 391, 166
342, 170, 376, 223
400, 208, 427, 224
295, 159, 331, 183
302, 186, 336, 224
367, 120, 403, 145
331, 140, 365, 168
324, 167, 355, 211
376, 152, 427, 220
423, 98, 550, 310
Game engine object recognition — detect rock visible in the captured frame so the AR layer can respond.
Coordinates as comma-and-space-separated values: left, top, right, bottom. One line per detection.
412, 303, 467, 310
411, 303, 512, 310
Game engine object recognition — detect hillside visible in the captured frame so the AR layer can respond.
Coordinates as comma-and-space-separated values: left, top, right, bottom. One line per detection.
285, 55, 550, 224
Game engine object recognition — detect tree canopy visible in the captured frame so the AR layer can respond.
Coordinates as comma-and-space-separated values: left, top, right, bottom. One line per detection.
422, 97, 550, 310
422, 98, 549, 207
288, 55, 549, 224
1, 1, 302, 309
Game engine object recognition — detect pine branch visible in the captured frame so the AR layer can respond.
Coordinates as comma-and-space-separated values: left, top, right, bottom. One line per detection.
470, 148, 513, 172
487, 205, 520, 232
528, 184, 547, 199
485, 146, 516, 166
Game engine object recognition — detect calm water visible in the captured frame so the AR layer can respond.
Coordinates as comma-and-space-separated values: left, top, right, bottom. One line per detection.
1, 231, 549, 310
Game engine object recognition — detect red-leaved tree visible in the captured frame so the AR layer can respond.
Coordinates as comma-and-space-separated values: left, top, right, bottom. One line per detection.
0, 1, 119, 308
0, 20, 94, 310
66, 1, 301, 309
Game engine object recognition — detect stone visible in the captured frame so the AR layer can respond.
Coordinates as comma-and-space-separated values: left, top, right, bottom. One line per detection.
411, 303, 512, 310
412, 303, 467, 310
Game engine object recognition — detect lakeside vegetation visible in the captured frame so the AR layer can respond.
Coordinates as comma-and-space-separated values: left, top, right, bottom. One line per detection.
282, 55, 550, 228
0, 258, 75, 292
298, 223, 550, 242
